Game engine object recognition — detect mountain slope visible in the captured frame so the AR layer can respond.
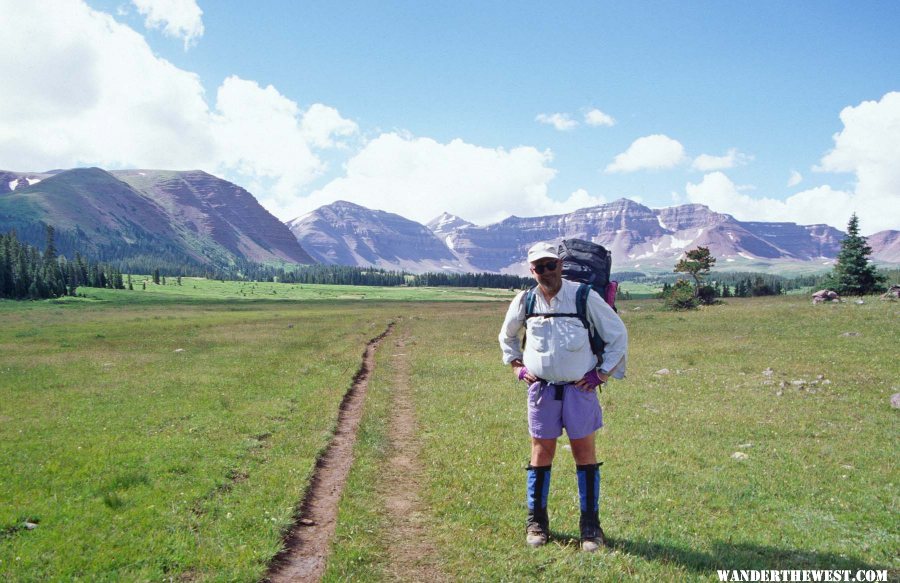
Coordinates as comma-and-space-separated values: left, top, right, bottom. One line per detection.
868, 230, 900, 263
115, 170, 314, 264
0, 167, 314, 268
288, 201, 467, 272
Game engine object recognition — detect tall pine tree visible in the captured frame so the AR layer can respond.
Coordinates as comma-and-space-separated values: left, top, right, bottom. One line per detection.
830, 214, 886, 295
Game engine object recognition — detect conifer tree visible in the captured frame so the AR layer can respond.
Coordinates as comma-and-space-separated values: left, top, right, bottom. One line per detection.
829, 214, 886, 295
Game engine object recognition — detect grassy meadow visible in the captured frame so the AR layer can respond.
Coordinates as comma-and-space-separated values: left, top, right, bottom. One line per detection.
1, 281, 897, 581
326, 295, 899, 581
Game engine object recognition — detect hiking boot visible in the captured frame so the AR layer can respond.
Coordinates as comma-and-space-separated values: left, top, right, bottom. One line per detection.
526, 524, 549, 548
580, 510, 607, 552
526, 507, 549, 548
580, 525, 607, 552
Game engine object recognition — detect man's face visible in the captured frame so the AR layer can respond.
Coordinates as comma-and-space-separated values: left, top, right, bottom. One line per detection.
530, 257, 562, 289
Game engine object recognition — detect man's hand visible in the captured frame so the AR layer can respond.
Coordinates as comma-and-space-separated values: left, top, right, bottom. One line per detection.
511, 360, 538, 383
574, 369, 608, 391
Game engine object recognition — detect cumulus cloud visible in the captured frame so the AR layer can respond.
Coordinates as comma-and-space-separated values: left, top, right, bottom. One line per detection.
606, 134, 686, 173
584, 108, 615, 127
536, 112, 578, 131
816, 92, 900, 202
555, 188, 608, 213
687, 92, 900, 233
787, 170, 803, 187
300, 104, 359, 149
685, 171, 893, 233
0, 0, 356, 220
132, 0, 204, 48
293, 133, 597, 225
691, 148, 752, 171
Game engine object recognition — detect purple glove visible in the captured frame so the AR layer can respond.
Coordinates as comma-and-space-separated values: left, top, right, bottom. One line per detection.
517, 365, 530, 381
581, 368, 603, 388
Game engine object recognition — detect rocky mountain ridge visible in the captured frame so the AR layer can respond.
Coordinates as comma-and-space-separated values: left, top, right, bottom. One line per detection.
294, 198, 897, 274
288, 201, 469, 272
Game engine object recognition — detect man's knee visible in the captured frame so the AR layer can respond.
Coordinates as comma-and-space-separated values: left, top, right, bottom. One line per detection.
569, 433, 596, 464
531, 437, 557, 465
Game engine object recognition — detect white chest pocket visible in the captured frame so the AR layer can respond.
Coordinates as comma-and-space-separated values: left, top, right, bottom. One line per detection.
527, 317, 552, 352
559, 318, 588, 352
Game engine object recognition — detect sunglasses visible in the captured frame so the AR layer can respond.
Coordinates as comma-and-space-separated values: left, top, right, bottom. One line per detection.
532, 260, 558, 274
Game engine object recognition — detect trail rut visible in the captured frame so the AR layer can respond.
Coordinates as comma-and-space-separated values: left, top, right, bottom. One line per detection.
265, 323, 394, 582
381, 333, 446, 582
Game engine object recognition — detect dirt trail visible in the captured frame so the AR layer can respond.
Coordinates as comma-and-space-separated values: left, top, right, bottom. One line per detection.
266, 324, 394, 582
381, 333, 446, 582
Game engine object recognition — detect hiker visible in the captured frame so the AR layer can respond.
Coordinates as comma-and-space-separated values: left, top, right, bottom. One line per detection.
498, 241, 628, 552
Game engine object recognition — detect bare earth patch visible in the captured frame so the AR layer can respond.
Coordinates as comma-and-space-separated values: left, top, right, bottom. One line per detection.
381, 333, 446, 582
265, 323, 394, 582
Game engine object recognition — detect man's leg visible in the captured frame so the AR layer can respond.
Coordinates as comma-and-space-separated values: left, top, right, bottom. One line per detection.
526, 437, 556, 547
570, 433, 606, 551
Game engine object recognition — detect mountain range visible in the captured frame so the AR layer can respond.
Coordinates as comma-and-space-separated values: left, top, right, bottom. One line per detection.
295, 199, 899, 275
2, 166, 897, 275
0, 167, 313, 268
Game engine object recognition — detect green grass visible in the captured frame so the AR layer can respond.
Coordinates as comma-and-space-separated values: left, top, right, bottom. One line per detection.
617, 281, 662, 298
2, 287, 897, 580
72, 276, 519, 304
327, 296, 899, 581
0, 295, 399, 580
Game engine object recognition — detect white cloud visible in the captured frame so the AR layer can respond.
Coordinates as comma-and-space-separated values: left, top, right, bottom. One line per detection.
691, 148, 752, 171
211, 77, 354, 212
584, 108, 615, 127
685, 171, 893, 233
606, 134, 686, 173
556, 188, 608, 213
816, 91, 900, 203
0, 0, 355, 220
294, 133, 579, 225
535, 112, 578, 131
132, 0, 204, 49
685, 94, 900, 233
300, 104, 359, 149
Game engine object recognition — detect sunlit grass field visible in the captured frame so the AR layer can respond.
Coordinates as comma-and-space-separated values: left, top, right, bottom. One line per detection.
1, 284, 897, 581
0, 293, 400, 580
80, 276, 519, 303
327, 295, 899, 581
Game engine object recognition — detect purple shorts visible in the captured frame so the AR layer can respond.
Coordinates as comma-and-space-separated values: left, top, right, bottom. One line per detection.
527, 381, 603, 440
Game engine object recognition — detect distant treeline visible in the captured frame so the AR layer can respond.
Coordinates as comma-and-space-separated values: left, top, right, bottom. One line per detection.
0, 228, 126, 300
638, 270, 848, 294
236, 264, 533, 289
660, 276, 784, 299
4, 221, 211, 276
410, 271, 532, 289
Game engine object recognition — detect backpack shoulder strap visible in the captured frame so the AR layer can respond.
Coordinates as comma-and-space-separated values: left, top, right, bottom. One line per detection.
575, 282, 591, 329
524, 285, 537, 318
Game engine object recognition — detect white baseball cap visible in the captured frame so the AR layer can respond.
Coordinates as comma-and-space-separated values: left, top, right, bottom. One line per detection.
527, 241, 559, 263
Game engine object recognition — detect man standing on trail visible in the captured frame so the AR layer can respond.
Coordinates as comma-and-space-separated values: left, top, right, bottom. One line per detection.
498, 242, 628, 552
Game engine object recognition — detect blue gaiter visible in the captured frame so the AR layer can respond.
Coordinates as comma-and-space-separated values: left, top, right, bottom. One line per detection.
526, 465, 552, 510
576, 463, 601, 513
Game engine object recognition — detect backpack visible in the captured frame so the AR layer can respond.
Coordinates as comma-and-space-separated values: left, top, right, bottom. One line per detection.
523, 239, 618, 367
558, 238, 617, 311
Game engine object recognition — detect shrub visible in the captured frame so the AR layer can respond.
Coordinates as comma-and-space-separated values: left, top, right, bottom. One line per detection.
664, 280, 698, 310
697, 285, 719, 305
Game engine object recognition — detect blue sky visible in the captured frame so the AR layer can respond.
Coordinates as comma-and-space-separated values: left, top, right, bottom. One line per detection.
2, 1, 898, 232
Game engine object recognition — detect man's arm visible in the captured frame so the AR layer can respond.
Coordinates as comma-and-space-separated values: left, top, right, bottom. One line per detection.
585, 290, 628, 379
499, 291, 537, 382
